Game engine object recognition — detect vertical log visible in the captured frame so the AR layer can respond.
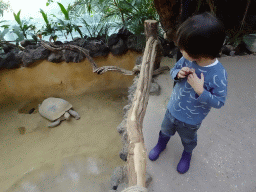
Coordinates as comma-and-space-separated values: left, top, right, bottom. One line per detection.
144, 20, 162, 70
126, 20, 159, 188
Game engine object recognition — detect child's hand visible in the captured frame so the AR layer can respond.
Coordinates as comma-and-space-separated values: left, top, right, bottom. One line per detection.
177, 67, 194, 79
187, 72, 204, 96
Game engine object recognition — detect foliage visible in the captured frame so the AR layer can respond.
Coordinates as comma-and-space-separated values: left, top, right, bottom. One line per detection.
0, 0, 11, 17
55, 2, 83, 40
80, 14, 111, 39
0, 20, 9, 41
62, 0, 159, 35
13, 10, 37, 42
39, 9, 58, 41
46, 0, 54, 6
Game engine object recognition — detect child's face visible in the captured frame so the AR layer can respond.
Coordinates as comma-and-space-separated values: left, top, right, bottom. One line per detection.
180, 50, 196, 62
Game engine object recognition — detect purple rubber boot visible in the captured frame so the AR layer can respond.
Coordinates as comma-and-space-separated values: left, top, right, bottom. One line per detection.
148, 131, 171, 161
177, 150, 192, 174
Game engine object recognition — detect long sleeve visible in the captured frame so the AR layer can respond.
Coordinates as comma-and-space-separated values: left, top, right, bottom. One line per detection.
197, 69, 228, 109
170, 57, 186, 82
167, 58, 228, 125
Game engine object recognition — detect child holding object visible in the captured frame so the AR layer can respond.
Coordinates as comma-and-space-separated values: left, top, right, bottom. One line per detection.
148, 12, 228, 174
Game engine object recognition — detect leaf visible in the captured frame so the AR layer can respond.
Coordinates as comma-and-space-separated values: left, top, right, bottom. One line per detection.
12, 25, 25, 41
32, 34, 38, 42
74, 25, 83, 38
40, 9, 49, 25
0, 28, 9, 40
57, 2, 70, 20
13, 10, 22, 25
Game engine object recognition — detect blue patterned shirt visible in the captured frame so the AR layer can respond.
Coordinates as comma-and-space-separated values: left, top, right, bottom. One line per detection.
167, 57, 228, 125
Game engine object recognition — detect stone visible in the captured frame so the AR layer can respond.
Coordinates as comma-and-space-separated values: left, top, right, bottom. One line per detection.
158, 36, 176, 57
109, 166, 128, 190
127, 34, 145, 52
2, 44, 16, 53
62, 49, 84, 63
0, 49, 22, 69
22, 46, 50, 67
119, 142, 128, 162
110, 39, 128, 55
135, 56, 142, 65
83, 40, 109, 57
123, 104, 131, 117
48, 52, 63, 63
150, 80, 161, 96
20, 39, 37, 47
117, 118, 127, 134
117, 27, 133, 40
108, 34, 120, 47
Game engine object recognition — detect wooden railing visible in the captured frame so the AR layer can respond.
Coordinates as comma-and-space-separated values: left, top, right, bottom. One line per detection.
124, 20, 160, 191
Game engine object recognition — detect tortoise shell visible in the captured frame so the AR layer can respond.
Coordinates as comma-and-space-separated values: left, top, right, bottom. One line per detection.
39, 97, 72, 121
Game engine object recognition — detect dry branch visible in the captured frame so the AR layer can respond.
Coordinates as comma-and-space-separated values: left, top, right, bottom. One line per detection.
126, 20, 159, 188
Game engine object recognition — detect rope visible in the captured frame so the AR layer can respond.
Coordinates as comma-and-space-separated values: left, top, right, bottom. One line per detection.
121, 185, 148, 192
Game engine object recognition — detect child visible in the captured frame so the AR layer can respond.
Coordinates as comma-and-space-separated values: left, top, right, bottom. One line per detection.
148, 12, 228, 174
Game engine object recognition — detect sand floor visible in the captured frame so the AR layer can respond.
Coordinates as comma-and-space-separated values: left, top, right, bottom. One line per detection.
0, 89, 129, 191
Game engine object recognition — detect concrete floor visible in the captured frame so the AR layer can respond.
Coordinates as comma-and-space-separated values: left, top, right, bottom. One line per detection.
143, 55, 256, 192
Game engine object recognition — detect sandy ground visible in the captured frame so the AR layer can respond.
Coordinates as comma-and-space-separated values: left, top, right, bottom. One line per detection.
143, 55, 256, 192
0, 89, 128, 191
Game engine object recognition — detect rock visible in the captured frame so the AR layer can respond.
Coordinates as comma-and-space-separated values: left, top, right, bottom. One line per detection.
146, 172, 153, 188
20, 39, 37, 47
22, 46, 50, 67
221, 45, 234, 56
0, 48, 22, 69
123, 104, 131, 117
127, 34, 145, 52
73, 37, 87, 47
150, 80, 161, 96
2, 44, 16, 53
62, 49, 84, 63
117, 27, 133, 40
83, 40, 109, 57
48, 52, 63, 63
158, 36, 176, 57
119, 130, 129, 162
234, 41, 252, 55
119, 142, 128, 162
117, 118, 127, 134
110, 166, 128, 190
53, 41, 63, 46
135, 56, 143, 65
109, 165, 152, 190
108, 34, 120, 47
110, 38, 128, 55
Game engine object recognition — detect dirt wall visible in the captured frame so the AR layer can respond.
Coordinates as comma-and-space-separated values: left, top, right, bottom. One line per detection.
0, 51, 141, 105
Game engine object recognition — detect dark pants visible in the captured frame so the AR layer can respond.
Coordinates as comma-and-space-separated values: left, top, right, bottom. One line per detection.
161, 109, 201, 153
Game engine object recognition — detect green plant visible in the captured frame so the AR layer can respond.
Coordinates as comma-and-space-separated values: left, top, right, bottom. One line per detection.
0, 0, 11, 17
80, 14, 110, 39
0, 21, 9, 51
55, 2, 83, 40
0, 20, 9, 40
65, 0, 159, 35
39, 9, 58, 41
13, 10, 36, 41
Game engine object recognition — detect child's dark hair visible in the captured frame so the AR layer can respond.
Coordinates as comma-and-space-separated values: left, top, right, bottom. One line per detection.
176, 12, 225, 59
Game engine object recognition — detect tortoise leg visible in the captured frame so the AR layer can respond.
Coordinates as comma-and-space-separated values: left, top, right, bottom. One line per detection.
64, 111, 70, 120
48, 119, 61, 128
68, 109, 80, 120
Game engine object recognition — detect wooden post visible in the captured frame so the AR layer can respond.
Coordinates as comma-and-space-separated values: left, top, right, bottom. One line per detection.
126, 20, 159, 187
144, 20, 162, 71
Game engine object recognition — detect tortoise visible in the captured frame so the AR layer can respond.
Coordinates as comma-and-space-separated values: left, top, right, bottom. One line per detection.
39, 97, 80, 128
